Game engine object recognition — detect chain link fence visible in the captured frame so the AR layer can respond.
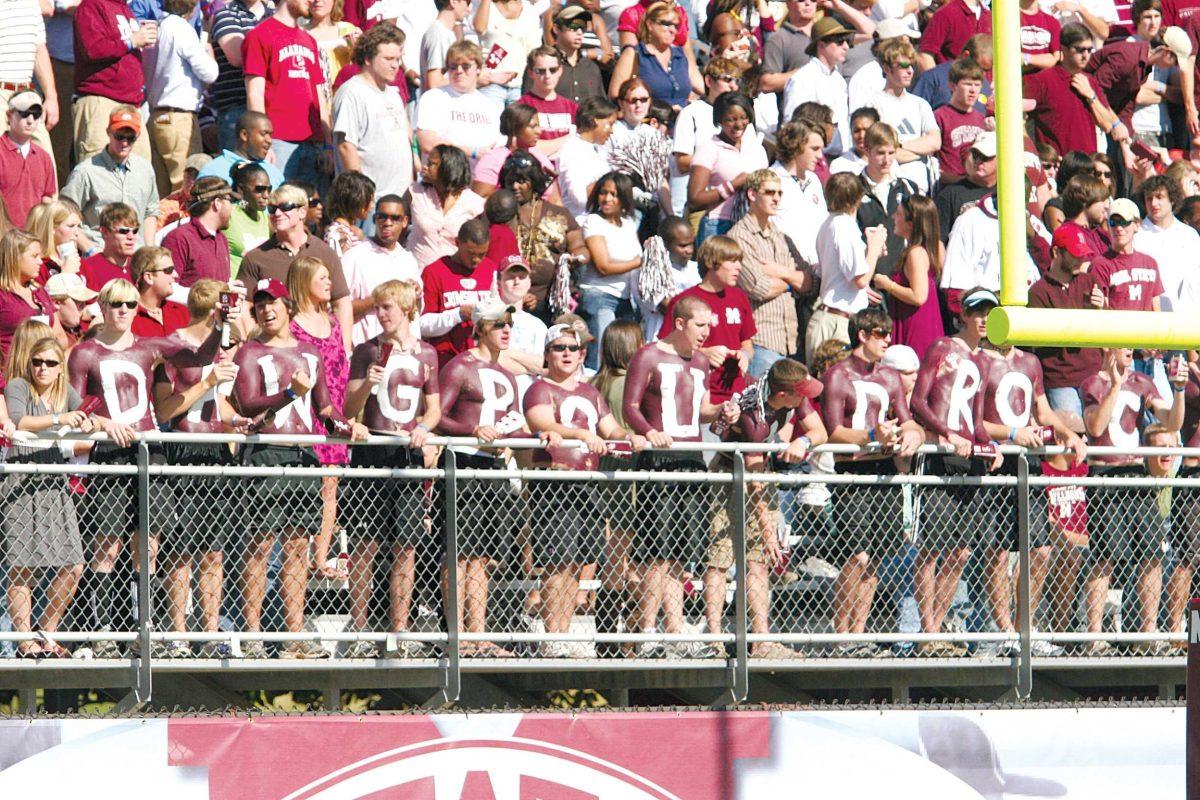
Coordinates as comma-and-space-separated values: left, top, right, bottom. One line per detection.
0, 435, 1193, 673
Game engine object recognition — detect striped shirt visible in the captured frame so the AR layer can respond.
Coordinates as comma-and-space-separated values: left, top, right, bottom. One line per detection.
210, 0, 273, 112
729, 212, 799, 357
0, 0, 45, 84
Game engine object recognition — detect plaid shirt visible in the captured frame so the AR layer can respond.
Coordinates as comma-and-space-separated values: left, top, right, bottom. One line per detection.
729, 213, 798, 356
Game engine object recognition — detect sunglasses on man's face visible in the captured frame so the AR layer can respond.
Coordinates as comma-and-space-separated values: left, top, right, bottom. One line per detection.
30, 357, 60, 368
268, 202, 302, 214
109, 226, 139, 236
107, 301, 138, 310
112, 132, 137, 143
532, 66, 561, 76
1108, 217, 1136, 227
559, 20, 588, 31
146, 265, 176, 275
14, 106, 42, 120
374, 212, 405, 222
549, 344, 582, 353
868, 327, 891, 339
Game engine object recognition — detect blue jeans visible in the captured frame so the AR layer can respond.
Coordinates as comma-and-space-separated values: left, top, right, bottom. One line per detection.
748, 345, 784, 380
271, 139, 325, 189
1046, 386, 1083, 418
696, 216, 732, 246
579, 291, 635, 371
480, 83, 521, 112
217, 105, 246, 153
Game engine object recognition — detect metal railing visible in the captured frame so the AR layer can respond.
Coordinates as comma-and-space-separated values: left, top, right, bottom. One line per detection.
0, 431, 1193, 706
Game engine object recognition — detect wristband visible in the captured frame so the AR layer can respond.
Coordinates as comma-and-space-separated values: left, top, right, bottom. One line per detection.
415, 422, 431, 432
868, 427, 876, 443
1009, 426, 1017, 442
716, 182, 732, 200
1022, 53, 1031, 67
283, 388, 297, 400
797, 434, 812, 451
1108, 119, 1121, 134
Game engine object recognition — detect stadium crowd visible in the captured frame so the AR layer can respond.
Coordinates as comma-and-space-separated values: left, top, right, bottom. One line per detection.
1, 0, 1200, 660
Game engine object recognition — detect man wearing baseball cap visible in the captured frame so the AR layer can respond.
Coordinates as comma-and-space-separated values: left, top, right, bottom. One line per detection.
62, 106, 161, 245
0, 91, 57, 227
934, 129, 997, 240
496, 254, 549, 380
1090, 197, 1163, 312
1028, 223, 1103, 416
46, 273, 98, 347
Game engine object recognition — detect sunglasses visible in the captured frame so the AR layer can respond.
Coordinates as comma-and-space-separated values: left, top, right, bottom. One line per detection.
549, 344, 582, 353
30, 357, 60, 368
1095, 169, 1113, 178
532, 66, 561, 76
624, 95, 651, 104
374, 212, 405, 222
248, 183, 271, 193
891, 61, 913, 70
268, 202, 302, 214
1041, 161, 1060, 169
146, 265, 176, 275
654, 18, 679, 28
107, 300, 138, 310
559, 20, 588, 31
112, 132, 138, 143
446, 62, 475, 72
830, 35, 854, 46
757, 188, 783, 197
716, 74, 741, 83
869, 327, 891, 339
308, 197, 322, 205
14, 106, 42, 120
1071, 45, 1094, 54
1108, 217, 1136, 227
109, 226, 139, 236
489, 321, 513, 330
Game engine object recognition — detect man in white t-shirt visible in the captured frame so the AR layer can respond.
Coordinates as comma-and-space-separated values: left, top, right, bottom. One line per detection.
1134, 174, 1200, 313
343, 195, 420, 345
638, 216, 701, 341
671, 57, 746, 215
847, 20, 921, 115
421, 0, 469, 90
334, 23, 415, 201
416, 41, 506, 166
863, 37, 939, 194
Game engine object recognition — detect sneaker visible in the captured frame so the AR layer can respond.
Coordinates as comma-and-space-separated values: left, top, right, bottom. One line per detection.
917, 640, 969, 658
1131, 639, 1173, 657
564, 641, 596, 659
386, 640, 432, 658
752, 641, 802, 659
126, 639, 170, 659
829, 642, 874, 658
343, 640, 380, 659
279, 640, 330, 659
636, 640, 666, 659
90, 639, 124, 659
1074, 640, 1114, 657
995, 638, 1020, 658
664, 641, 719, 659
1030, 639, 1065, 657
196, 641, 235, 659
241, 639, 269, 659
162, 640, 193, 659
540, 641, 572, 658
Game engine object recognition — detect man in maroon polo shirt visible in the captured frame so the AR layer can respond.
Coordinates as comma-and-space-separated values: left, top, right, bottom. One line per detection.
80, 203, 139, 292
1029, 223, 1104, 416
1087, 24, 1191, 132
1025, 23, 1129, 159
73, 0, 156, 163
130, 246, 189, 337
0, 91, 56, 227
658, 235, 755, 404
918, 0, 992, 70
162, 177, 234, 288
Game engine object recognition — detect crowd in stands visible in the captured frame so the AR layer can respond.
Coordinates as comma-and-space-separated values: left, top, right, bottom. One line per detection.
1, 0, 1200, 661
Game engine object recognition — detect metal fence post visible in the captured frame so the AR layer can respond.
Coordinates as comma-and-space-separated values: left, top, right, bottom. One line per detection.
438, 450, 461, 706
1016, 453, 1032, 699
119, 442, 153, 712
728, 452, 749, 704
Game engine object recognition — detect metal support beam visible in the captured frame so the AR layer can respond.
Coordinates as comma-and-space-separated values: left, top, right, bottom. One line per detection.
1017, 455, 1032, 699
717, 454, 748, 706
119, 442, 152, 713
436, 450, 461, 707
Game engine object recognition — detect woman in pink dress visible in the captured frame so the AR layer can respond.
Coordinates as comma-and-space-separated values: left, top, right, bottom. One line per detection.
872, 196, 945, 360
288, 255, 350, 579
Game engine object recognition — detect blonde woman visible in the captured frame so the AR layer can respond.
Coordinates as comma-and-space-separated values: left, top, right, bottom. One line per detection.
288, 255, 350, 580
4, 334, 91, 658
0, 230, 60, 359
304, 0, 361, 109
26, 199, 86, 278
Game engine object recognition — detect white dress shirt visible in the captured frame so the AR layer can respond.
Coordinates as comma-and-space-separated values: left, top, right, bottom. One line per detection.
782, 58, 850, 156
1134, 214, 1200, 313
144, 13, 218, 111
770, 161, 827, 265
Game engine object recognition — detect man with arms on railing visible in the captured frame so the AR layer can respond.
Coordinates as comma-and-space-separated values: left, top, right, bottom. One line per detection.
622, 296, 739, 658
975, 318, 1088, 658
436, 298, 525, 658
820, 306, 923, 657
342, 279, 441, 659
524, 322, 645, 658
704, 357, 828, 660
232, 278, 366, 659
910, 287, 1002, 657
1078, 347, 1184, 656
152, 279, 251, 659
67, 278, 232, 659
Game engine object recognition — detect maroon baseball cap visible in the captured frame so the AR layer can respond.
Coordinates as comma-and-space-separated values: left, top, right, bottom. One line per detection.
253, 278, 289, 301
1051, 222, 1097, 259
793, 377, 824, 399
499, 254, 531, 273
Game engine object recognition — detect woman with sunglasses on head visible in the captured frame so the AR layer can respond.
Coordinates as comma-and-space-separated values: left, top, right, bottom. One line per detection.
0, 230, 62, 361
407, 144, 487, 269
4, 334, 92, 658
67, 278, 234, 659
498, 152, 587, 318
233, 278, 366, 658
687, 91, 768, 243
26, 199, 86, 281
471, 104, 558, 202
524, 323, 644, 657
580, 171, 641, 370
227, 163, 272, 278
609, 2, 701, 112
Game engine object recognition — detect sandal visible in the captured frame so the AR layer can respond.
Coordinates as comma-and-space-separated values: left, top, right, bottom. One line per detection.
15, 640, 44, 659
38, 634, 70, 659
314, 563, 349, 581
470, 641, 515, 658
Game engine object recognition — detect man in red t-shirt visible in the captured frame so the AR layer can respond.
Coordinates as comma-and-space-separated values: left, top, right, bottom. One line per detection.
1086, 22, 1189, 131
1024, 23, 1129, 157
131, 246, 189, 338
658, 236, 755, 403
419, 217, 500, 366
918, 0, 992, 70
517, 46, 578, 157
1089, 198, 1164, 312
1019, 0, 1062, 71
80, 203, 139, 292
933, 58, 988, 180
242, 0, 331, 184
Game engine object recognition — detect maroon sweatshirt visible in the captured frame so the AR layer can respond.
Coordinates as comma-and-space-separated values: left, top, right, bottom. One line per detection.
74, 0, 145, 105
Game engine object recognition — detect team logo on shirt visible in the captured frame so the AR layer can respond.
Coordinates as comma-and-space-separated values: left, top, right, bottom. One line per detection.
278, 44, 316, 80
461, 279, 477, 290
724, 307, 741, 325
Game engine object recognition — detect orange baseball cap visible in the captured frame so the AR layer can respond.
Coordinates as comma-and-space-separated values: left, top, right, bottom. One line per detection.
107, 108, 142, 134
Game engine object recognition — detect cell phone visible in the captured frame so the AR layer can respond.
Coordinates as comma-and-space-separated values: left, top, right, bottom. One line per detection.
1130, 140, 1160, 163
57, 242, 76, 262
324, 417, 354, 437
376, 341, 394, 367
77, 396, 102, 416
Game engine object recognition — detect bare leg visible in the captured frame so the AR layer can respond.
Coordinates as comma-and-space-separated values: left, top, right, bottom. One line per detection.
850, 558, 878, 635
162, 553, 191, 633
390, 545, 416, 632
1047, 543, 1085, 633
638, 561, 665, 633
1136, 558, 1164, 633
576, 562, 597, 611
241, 532, 274, 632
661, 564, 685, 634
279, 531, 310, 633
541, 565, 578, 634
464, 556, 488, 634
834, 553, 867, 634
913, 550, 939, 633
932, 547, 971, 631
349, 538, 379, 631
747, 561, 772, 654
310, 476, 340, 574
40, 564, 82, 633
1084, 559, 1113, 634
90, 534, 123, 573
984, 547, 1015, 632
1020, 546, 1054, 632
703, 566, 726, 634
7, 567, 33, 645
1166, 563, 1195, 633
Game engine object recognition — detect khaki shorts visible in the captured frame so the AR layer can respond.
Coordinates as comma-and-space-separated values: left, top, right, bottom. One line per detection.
149, 109, 200, 195
705, 455, 772, 571
804, 307, 850, 365
72, 94, 151, 164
